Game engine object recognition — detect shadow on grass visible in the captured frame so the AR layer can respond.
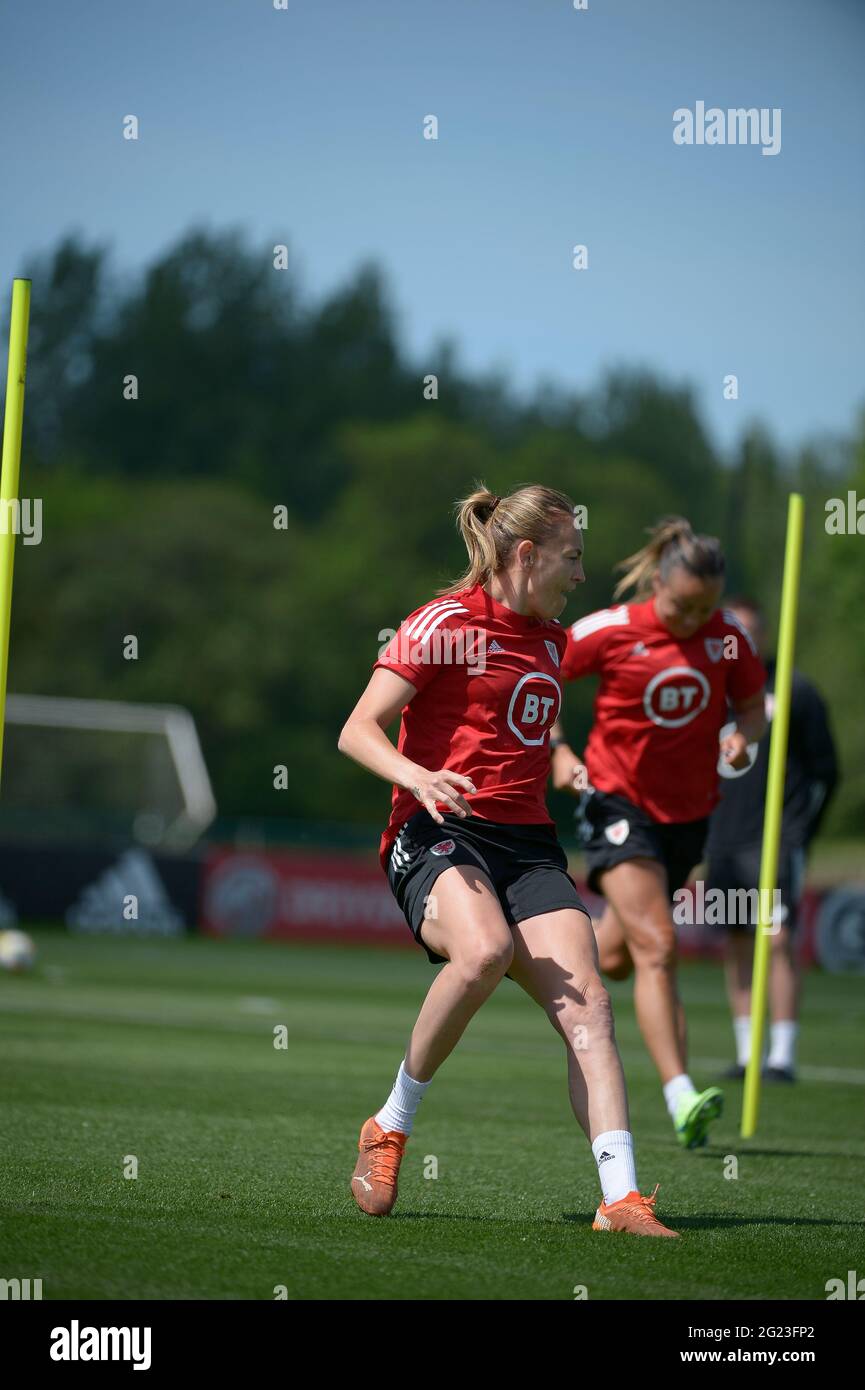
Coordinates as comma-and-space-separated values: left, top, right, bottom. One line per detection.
345, 1206, 865, 1233
689, 1145, 865, 1161
561, 1211, 865, 1231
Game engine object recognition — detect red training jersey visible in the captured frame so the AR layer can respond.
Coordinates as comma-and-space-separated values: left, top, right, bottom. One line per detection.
373, 584, 568, 870
560, 598, 766, 823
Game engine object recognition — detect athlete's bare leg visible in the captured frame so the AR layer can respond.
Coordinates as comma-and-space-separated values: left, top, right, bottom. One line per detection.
506, 907, 629, 1140
594, 905, 633, 978
402, 864, 514, 1082
724, 932, 752, 1019
596, 899, 687, 1058
597, 858, 686, 1084
769, 924, 801, 1023
725, 925, 800, 1025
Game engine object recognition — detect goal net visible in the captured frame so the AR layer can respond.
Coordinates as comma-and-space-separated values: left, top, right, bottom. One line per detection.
0, 694, 216, 848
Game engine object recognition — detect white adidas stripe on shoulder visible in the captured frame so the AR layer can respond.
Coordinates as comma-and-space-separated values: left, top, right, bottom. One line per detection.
417, 605, 470, 646
722, 608, 758, 656
404, 599, 470, 643
569, 605, 630, 641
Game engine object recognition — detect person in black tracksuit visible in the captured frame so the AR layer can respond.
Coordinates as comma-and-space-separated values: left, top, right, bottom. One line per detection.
705, 599, 839, 1082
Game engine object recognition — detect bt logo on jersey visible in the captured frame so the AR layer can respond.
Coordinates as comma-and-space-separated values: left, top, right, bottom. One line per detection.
507, 673, 561, 746
643, 666, 711, 728
523, 692, 556, 722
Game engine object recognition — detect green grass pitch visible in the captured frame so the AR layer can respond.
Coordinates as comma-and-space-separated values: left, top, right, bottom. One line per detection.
1, 928, 862, 1300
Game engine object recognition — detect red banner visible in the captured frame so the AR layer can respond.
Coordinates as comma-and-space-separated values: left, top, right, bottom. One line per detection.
200, 846, 819, 962
202, 848, 407, 943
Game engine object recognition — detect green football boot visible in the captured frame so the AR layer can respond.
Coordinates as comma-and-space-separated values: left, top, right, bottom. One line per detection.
674, 1087, 724, 1149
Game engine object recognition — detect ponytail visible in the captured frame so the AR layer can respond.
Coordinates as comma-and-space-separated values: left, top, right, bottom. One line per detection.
613, 515, 725, 600
437, 482, 577, 597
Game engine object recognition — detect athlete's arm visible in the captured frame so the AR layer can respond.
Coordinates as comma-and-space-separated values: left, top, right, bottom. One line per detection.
721, 687, 767, 770
337, 667, 476, 824
552, 612, 614, 791
548, 718, 590, 796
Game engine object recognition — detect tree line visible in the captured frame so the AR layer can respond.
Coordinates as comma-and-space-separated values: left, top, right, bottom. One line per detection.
4, 228, 863, 837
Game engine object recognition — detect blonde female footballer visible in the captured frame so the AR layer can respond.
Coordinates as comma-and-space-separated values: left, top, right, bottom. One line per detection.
337, 485, 679, 1237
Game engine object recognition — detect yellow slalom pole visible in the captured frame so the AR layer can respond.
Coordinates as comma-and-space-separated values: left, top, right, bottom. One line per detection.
0, 278, 32, 784
741, 492, 804, 1137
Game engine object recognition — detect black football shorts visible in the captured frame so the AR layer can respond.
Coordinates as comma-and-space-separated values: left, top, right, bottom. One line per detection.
705, 842, 807, 933
385, 809, 589, 965
576, 789, 709, 899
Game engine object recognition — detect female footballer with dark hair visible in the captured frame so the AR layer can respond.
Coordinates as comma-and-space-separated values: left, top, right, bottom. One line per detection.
549, 518, 767, 1149
338, 485, 679, 1237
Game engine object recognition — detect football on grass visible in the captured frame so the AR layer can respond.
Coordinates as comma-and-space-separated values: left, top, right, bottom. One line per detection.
0, 929, 36, 972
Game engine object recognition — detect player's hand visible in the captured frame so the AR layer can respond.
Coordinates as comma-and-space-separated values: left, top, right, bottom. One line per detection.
406, 767, 476, 824
719, 728, 750, 771
551, 745, 592, 796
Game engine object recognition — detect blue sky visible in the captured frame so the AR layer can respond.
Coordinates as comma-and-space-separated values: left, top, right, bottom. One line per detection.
2, 0, 863, 456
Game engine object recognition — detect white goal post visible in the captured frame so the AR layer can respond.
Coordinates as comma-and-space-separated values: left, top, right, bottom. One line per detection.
3, 694, 217, 848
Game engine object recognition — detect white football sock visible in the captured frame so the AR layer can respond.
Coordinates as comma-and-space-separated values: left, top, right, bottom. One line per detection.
663, 1073, 696, 1118
768, 1020, 798, 1070
734, 1015, 752, 1066
375, 1058, 430, 1136
592, 1130, 637, 1206
734, 1014, 771, 1067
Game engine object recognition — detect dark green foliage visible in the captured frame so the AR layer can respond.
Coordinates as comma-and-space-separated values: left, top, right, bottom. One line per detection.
2, 231, 862, 831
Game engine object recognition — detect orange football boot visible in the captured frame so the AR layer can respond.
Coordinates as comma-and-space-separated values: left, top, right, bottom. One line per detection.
592, 1183, 680, 1237
350, 1116, 409, 1216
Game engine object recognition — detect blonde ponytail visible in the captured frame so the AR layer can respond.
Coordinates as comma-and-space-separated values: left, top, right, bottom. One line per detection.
437, 482, 577, 597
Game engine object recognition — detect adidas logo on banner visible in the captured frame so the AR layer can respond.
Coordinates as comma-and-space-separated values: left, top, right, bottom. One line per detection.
66, 849, 184, 937
488, 639, 505, 654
